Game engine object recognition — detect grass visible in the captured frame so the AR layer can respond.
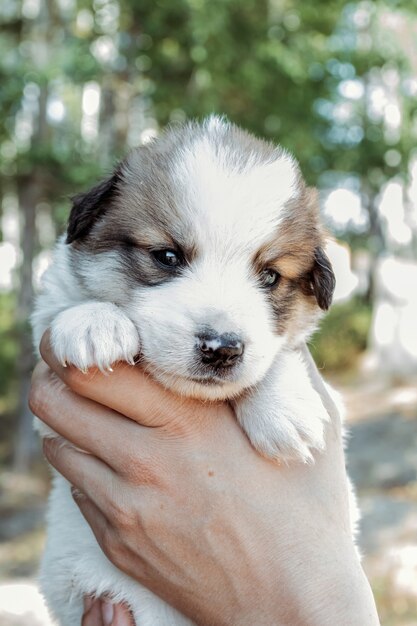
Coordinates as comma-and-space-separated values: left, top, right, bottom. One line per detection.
309, 297, 372, 373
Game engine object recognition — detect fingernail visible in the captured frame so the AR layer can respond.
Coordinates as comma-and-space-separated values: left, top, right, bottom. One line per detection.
83, 595, 94, 612
101, 600, 114, 625
114, 604, 135, 626
71, 486, 84, 500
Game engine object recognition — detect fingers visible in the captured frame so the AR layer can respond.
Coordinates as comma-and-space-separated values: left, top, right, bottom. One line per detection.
82, 597, 104, 626
43, 437, 118, 513
112, 604, 136, 626
30, 361, 146, 473
82, 597, 135, 626
71, 486, 113, 557
73, 489, 140, 615
39, 330, 217, 431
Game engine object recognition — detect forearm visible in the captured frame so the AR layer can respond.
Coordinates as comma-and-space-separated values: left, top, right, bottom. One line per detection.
292, 552, 379, 626
215, 536, 379, 626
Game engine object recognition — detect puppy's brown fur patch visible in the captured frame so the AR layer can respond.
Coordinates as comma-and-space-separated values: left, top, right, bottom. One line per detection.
66, 120, 334, 340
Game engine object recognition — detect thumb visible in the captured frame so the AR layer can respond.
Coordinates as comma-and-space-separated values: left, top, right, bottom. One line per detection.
112, 603, 136, 626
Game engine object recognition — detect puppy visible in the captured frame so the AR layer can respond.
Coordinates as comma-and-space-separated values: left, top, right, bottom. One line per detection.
32, 116, 355, 625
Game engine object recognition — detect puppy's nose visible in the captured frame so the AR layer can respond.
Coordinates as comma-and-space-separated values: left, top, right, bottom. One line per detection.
197, 331, 244, 368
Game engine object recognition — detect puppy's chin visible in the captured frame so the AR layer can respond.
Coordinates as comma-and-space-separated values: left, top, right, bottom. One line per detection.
144, 366, 248, 401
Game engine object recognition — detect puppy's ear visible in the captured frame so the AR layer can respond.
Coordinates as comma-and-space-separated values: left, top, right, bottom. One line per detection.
66, 169, 120, 244
310, 246, 336, 310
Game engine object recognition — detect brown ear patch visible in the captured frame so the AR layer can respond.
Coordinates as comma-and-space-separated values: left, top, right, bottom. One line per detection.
66, 168, 121, 244
300, 247, 335, 310
253, 186, 323, 281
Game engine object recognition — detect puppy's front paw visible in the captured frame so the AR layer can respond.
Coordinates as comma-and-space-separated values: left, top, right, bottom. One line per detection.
234, 350, 330, 463
235, 391, 329, 463
51, 302, 140, 371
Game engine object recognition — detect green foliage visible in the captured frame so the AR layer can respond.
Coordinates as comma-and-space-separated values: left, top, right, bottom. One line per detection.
0, 292, 19, 463
2, 0, 417, 203
0, 292, 18, 405
309, 298, 372, 372
122, 0, 348, 180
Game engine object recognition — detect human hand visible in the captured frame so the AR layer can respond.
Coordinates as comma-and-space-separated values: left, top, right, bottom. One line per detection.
30, 333, 379, 626
82, 597, 134, 626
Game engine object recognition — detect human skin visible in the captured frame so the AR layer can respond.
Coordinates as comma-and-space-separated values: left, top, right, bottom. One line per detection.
29, 333, 380, 626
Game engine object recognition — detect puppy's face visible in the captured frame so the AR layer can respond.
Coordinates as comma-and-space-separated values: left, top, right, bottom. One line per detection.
67, 118, 335, 400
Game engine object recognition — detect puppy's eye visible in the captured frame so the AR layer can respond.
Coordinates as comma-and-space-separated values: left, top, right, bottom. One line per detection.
152, 249, 184, 269
259, 268, 281, 289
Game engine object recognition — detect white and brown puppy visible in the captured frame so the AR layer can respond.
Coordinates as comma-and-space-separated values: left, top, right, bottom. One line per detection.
32, 116, 348, 626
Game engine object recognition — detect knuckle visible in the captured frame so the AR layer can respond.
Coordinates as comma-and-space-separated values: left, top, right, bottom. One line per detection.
28, 371, 56, 417
43, 437, 60, 464
106, 535, 130, 571
107, 497, 127, 525
124, 455, 163, 488
115, 508, 134, 533
101, 527, 115, 556
137, 502, 165, 542
101, 528, 127, 567
28, 381, 44, 416
106, 484, 134, 530
64, 366, 93, 393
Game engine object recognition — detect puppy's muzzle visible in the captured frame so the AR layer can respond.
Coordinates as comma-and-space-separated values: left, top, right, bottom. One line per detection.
197, 330, 244, 369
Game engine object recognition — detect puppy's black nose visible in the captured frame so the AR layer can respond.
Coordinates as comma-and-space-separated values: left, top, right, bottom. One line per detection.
197, 331, 244, 368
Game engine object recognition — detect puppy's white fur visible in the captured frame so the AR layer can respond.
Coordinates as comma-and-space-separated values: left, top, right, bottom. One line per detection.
32, 117, 358, 625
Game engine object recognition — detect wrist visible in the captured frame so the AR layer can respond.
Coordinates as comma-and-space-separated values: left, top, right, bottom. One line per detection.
221, 540, 379, 626
305, 558, 380, 626
283, 544, 379, 626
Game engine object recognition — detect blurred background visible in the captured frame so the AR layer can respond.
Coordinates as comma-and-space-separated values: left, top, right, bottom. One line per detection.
1, 0, 417, 624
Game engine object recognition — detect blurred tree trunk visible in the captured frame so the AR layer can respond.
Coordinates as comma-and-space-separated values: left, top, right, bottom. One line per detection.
13, 175, 40, 471
403, 184, 417, 259
12, 1, 52, 471
99, 82, 117, 168
362, 184, 385, 304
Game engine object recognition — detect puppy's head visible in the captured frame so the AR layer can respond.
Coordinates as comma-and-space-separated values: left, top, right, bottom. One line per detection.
67, 117, 335, 399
